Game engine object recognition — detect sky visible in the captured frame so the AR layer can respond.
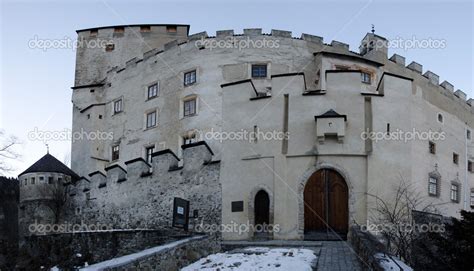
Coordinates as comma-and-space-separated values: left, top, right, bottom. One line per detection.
0, 0, 473, 177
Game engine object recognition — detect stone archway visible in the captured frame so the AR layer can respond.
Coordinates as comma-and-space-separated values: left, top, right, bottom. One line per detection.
248, 185, 274, 239
297, 162, 354, 240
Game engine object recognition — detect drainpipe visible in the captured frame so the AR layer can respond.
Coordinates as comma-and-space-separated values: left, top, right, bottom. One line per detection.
464, 125, 469, 210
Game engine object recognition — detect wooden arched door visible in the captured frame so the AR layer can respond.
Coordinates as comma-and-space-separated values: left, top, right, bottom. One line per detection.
304, 169, 348, 239
254, 190, 270, 226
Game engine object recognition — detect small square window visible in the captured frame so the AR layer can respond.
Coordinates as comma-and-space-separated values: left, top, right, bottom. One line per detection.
90, 29, 98, 37
146, 111, 157, 128
105, 43, 115, 52
145, 146, 154, 164
114, 99, 123, 114
429, 141, 436, 154
428, 177, 438, 196
148, 83, 159, 99
112, 145, 120, 161
361, 72, 371, 84
468, 161, 473, 173
184, 70, 196, 86
451, 184, 460, 202
166, 26, 177, 33
453, 153, 459, 165
184, 99, 196, 117
57, 177, 63, 183
183, 134, 197, 145
39, 176, 45, 183
252, 64, 267, 78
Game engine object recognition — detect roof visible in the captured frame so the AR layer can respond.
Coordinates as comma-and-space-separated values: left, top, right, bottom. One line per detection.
18, 153, 80, 180
314, 109, 347, 121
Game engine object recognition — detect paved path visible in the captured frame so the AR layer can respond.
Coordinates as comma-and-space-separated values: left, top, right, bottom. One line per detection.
315, 241, 365, 271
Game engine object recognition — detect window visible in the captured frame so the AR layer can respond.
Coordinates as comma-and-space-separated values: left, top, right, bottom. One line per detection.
361, 72, 371, 84
428, 177, 438, 196
87, 114, 90, 119
112, 145, 120, 161
145, 146, 154, 164
146, 111, 157, 128
469, 161, 473, 173
429, 141, 436, 154
166, 26, 177, 33
147, 83, 159, 99
39, 176, 45, 183
90, 29, 98, 37
453, 153, 459, 165
113, 99, 122, 114
450, 183, 460, 203
471, 189, 474, 208
184, 70, 196, 86
99, 115, 103, 119
31, 177, 35, 185
252, 64, 267, 78
468, 130, 472, 140
105, 43, 115, 52
48, 176, 53, 184
183, 134, 197, 145
85, 192, 91, 201
437, 113, 443, 123
23, 179, 27, 186
184, 99, 196, 117
58, 177, 63, 183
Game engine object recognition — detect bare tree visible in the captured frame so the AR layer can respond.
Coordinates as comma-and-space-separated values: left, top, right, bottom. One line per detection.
38, 180, 70, 223
366, 176, 441, 265
0, 130, 21, 174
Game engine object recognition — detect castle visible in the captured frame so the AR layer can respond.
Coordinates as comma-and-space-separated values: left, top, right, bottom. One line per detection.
18, 24, 474, 243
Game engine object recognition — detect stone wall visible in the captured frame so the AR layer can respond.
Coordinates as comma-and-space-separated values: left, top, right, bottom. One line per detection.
17, 229, 188, 270
0, 177, 19, 270
83, 235, 220, 271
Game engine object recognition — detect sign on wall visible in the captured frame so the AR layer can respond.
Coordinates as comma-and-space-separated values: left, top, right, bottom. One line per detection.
172, 197, 190, 230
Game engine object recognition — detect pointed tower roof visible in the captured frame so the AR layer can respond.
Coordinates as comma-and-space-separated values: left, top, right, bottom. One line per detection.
18, 153, 79, 180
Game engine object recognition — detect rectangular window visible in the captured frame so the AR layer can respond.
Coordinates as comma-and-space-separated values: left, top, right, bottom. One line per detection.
184, 99, 196, 117
145, 146, 154, 164
39, 176, 45, 183
429, 141, 436, 154
453, 153, 459, 165
114, 99, 123, 114
251, 64, 267, 78
428, 177, 438, 196
469, 161, 473, 173
146, 111, 157, 128
58, 177, 63, 183
23, 179, 27, 186
471, 190, 474, 208
467, 129, 471, 140
147, 83, 159, 99
184, 70, 196, 86
112, 145, 120, 161
183, 134, 197, 145
451, 184, 459, 202
361, 72, 371, 84
31, 177, 35, 185
48, 177, 53, 184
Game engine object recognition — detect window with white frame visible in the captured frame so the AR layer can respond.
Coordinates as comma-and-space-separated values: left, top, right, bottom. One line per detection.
451, 183, 460, 203
251, 64, 267, 78
183, 133, 197, 145
111, 145, 120, 161
146, 111, 157, 128
184, 70, 196, 86
113, 99, 123, 114
428, 177, 438, 196
147, 83, 159, 99
145, 145, 154, 164
183, 98, 196, 117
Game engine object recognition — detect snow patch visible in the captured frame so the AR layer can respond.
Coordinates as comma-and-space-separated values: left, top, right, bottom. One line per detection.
374, 253, 413, 271
182, 247, 317, 271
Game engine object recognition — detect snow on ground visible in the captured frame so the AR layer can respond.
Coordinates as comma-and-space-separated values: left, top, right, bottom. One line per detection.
374, 253, 413, 271
182, 247, 317, 271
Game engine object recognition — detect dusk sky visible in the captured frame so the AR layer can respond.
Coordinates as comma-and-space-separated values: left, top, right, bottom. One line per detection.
1, 0, 472, 177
